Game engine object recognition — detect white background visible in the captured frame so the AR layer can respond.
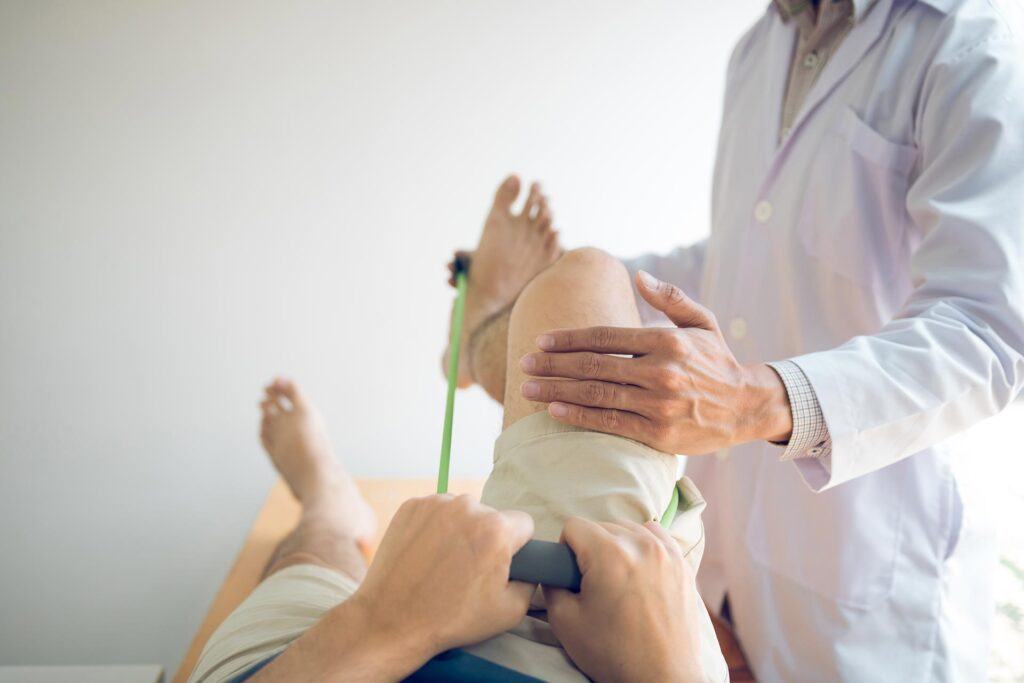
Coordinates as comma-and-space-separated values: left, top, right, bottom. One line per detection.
0, 0, 768, 674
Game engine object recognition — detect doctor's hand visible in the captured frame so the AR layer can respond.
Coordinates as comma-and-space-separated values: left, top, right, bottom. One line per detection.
545, 518, 705, 683
519, 270, 792, 455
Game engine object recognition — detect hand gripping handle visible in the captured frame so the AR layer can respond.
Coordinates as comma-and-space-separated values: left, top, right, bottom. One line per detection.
509, 539, 582, 592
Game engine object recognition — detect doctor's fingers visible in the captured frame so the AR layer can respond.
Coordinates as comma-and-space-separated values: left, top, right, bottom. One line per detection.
520, 379, 657, 416
546, 403, 654, 446
519, 351, 652, 386
536, 326, 665, 355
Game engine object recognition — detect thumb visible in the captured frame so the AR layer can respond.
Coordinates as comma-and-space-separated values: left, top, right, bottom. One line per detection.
636, 271, 716, 331
499, 509, 536, 555
543, 585, 581, 632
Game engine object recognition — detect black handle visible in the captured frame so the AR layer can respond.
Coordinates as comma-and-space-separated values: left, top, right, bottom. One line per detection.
509, 539, 582, 592
453, 253, 471, 275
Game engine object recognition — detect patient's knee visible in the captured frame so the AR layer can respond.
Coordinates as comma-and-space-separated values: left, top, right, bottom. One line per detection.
265, 551, 337, 577
556, 247, 627, 278
528, 247, 630, 294
512, 247, 634, 323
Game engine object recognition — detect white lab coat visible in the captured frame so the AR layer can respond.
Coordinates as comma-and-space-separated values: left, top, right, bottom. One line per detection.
625, 0, 1024, 680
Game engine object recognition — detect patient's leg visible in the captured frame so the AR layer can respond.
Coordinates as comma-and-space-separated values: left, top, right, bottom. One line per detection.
188, 379, 376, 682
473, 249, 734, 683
258, 378, 376, 581
467, 305, 512, 402
502, 247, 642, 427
441, 176, 560, 399
481, 248, 679, 542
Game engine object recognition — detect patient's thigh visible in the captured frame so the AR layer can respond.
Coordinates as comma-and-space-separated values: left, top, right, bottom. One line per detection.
502, 247, 640, 428
483, 414, 678, 543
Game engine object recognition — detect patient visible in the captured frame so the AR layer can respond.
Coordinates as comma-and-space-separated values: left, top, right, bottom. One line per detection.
188, 177, 729, 682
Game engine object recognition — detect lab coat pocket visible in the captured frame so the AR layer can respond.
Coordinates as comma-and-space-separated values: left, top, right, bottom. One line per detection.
745, 452, 903, 609
799, 107, 918, 288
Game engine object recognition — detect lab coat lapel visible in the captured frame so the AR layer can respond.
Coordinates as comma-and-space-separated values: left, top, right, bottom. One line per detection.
784, 0, 895, 142
762, 12, 795, 160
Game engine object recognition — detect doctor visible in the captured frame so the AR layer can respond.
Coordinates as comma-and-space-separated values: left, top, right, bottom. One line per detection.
519, 0, 1024, 680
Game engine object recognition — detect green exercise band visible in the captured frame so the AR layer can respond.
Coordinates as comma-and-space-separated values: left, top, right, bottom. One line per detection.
661, 484, 679, 530
438, 265, 468, 494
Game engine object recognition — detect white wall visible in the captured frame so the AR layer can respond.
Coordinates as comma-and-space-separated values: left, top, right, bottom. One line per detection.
0, 0, 766, 674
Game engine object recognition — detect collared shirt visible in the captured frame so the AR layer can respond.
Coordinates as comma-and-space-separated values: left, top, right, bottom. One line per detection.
774, 0, 883, 134
775, 0, 862, 138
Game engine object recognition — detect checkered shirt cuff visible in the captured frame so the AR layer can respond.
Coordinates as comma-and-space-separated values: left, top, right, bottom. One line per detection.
766, 360, 831, 461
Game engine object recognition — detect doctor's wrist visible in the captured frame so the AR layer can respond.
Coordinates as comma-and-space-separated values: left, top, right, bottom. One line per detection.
742, 363, 793, 445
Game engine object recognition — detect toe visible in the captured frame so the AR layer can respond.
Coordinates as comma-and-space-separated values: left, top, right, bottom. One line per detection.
537, 208, 552, 232
521, 182, 541, 219
536, 197, 552, 231
492, 175, 521, 214
545, 230, 560, 250
260, 398, 280, 417
271, 377, 308, 410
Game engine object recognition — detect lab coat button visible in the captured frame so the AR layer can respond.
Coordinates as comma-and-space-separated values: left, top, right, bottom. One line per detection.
729, 317, 748, 340
809, 447, 823, 456
754, 200, 773, 223
803, 51, 820, 69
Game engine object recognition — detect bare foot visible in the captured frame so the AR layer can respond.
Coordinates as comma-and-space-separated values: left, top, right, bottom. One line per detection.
443, 175, 561, 386
259, 378, 376, 544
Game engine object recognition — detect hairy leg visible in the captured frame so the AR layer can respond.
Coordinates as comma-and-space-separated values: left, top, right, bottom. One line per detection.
467, 305, 512, 403
442, 176, 560, 389
258, 378, 377, 581
262, 514, 367, 581
502, 247, 641, 428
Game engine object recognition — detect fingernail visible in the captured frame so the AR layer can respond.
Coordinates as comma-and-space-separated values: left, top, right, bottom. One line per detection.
521, 381, 540, 399
537, 334, 555, 350
550, 403, 569, 418
520, 355, 536, 372
638, 270, 658, 289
